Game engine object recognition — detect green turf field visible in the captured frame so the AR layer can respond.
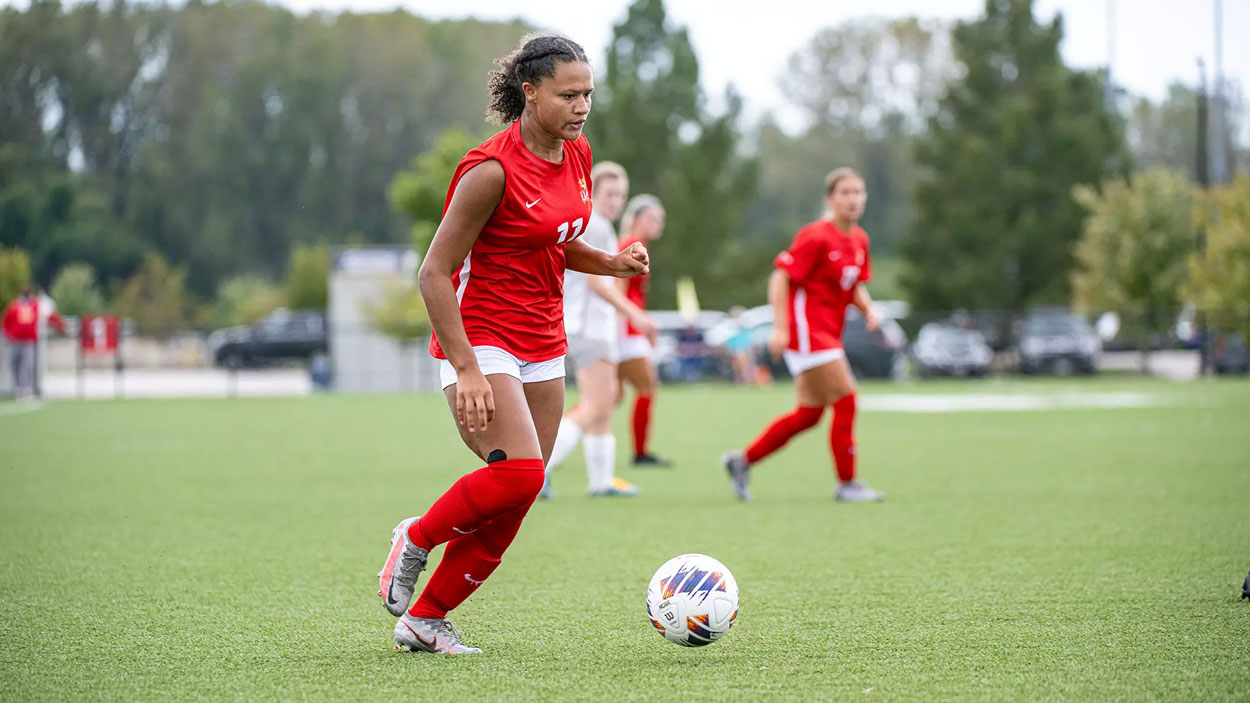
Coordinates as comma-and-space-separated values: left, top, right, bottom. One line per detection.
2, 378, 1248, 701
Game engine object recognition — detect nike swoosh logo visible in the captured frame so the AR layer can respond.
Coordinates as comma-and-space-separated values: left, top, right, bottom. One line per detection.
451, 526, 476, 534
525, 198, 541, 208
387, 582, 400, 605
404, 622, 438, 650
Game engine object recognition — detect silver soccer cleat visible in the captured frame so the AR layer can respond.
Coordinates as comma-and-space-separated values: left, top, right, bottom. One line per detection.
722, 451, 752, 502
377, 516, 429, 617
394, 614, 483, 654
834, 481, 884, 502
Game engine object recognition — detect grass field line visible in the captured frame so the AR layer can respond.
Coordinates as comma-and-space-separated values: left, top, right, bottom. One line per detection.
859, 390, 1173, 413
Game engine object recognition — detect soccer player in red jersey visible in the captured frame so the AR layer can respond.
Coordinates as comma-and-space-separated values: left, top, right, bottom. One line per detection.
541, 161, 652, 498
616, 194, 671, 467
377, 35, 650, 655
723, 168, 885, 503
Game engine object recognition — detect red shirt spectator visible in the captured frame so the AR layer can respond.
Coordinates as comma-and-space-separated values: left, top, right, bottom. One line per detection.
3, 290, 67, 342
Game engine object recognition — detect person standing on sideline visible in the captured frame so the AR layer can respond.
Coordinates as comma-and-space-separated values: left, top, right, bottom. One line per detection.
723, 168, 884, 503
542, 161, 654, 498
616, 194, 671, 467
376, 35, 650, 655
3, 286, 65, 400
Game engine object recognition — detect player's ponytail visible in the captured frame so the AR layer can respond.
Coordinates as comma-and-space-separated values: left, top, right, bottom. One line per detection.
486, 34, 589, 124
620, 194, 663, 237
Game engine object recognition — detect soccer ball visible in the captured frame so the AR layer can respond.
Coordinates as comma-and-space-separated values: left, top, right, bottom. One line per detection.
645, 553, 739, 647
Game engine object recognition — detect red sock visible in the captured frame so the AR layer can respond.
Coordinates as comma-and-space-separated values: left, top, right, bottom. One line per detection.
632, 395, 653, 456
830, 394, 857, 482
408, 503, 529, 619
407, 458, 544, 550
744, 406, 824, 465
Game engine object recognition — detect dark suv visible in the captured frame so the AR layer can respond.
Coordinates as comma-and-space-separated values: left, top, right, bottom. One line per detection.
208, 309, 327, 369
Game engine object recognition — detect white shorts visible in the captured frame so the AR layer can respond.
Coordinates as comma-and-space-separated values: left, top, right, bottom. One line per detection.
618, 335, 653, 362
439, 345, 566, 389
783, 348, 845, 377
567, 334, 618, 370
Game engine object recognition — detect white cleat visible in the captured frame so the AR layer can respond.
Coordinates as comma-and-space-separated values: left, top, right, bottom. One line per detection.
722, 451, 752, 501
834, 481, 884, 502
394, 614, 483, 654
377, 517, 428, 617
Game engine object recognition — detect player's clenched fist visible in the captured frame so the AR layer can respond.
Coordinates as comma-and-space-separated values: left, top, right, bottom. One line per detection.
610, 241, 649, 278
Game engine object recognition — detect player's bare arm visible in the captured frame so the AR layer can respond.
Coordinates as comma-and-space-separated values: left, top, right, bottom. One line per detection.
567, 238, 648, 277
587, 275, 657, 342
417, 159, 505, 433
766, 269, 790, 358
852, 284, 880, 332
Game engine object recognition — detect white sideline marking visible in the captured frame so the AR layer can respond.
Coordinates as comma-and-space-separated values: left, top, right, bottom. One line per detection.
0, 401, 46, 418
860, 392, 1163, 413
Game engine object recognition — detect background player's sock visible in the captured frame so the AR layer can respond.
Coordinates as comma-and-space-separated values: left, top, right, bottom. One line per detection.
632, 395, 653, 457
830, 394, 857, 482
409, 503, 528, 619
744, 406, 824, 465
582, 433, 616, 493
407, 458, 544, 550
546, 418, 583, 473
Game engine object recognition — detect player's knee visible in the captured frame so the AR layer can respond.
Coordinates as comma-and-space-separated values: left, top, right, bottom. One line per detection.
487, 460, 546, 506
794, 406, 824, 430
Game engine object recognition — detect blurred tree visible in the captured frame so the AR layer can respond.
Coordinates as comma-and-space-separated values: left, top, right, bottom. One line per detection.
1072, 169, 1198, 371
1127, 84, 1200, 181
213, 275, 283, 328
49, 264, 106, 316
388, 128, 483, 255
750, 18, 954, 260
902, 0, 1129, 314
0, 246, 32, 304
589, 0, 755, 309
1, 1, 531, 296
1186, 175, 1250, 336
286, 243, 330, 310
656, 88, 761, 308
368, 283, 430, 346
112, 253, 192, 338
585, 0, 699, 197
780, 17, 954, 136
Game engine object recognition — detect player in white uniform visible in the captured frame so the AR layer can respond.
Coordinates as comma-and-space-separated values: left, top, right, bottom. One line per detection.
542, 162, 656, 498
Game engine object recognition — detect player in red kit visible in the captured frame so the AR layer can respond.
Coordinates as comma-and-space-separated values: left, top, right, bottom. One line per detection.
376, 35, 649, 655
723, 168, 884, 503
616, 194, 671, 467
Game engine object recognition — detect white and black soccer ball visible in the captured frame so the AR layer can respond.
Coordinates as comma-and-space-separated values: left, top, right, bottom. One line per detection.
645, 553, 739, 647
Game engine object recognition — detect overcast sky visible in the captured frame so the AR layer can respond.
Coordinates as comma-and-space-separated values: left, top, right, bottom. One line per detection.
271, 0, 1247, 128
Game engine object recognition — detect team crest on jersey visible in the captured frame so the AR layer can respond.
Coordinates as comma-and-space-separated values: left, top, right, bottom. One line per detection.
578, 177, 590, 204
855, 251, 865, 265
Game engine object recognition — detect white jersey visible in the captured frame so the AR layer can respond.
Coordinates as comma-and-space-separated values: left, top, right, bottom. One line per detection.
564, 211, 619, 343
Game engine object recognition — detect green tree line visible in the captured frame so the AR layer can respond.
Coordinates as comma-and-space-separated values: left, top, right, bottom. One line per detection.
1, 0, 529, 298
3, 0, 1246, 329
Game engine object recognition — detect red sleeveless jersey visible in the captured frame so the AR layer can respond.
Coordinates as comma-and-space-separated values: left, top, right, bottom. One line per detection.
773, 220, 872, 353
429, 121, 594, 362
618, 234, 650, 337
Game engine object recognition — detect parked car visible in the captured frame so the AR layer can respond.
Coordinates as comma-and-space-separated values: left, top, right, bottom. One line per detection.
912, 323, 992, 378
207, 309, 327, 369
1213, 331, 1248, 374
1016, 311, 1099, 375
